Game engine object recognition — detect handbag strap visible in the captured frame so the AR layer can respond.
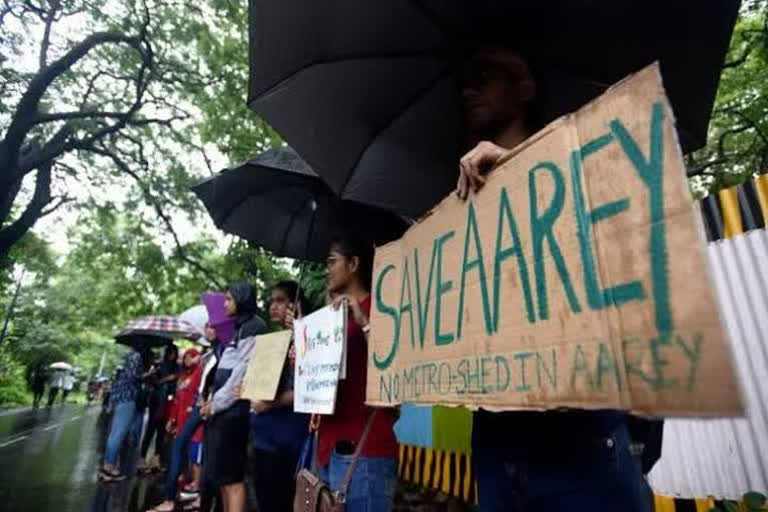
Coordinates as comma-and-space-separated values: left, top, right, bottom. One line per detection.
337, 409, 377, 500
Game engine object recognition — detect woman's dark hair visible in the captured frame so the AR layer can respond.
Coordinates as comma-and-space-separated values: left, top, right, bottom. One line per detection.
164, 344, 178, 360
272, 280, 311, 315
330, 230, 375, 291
228, 281, 258, 316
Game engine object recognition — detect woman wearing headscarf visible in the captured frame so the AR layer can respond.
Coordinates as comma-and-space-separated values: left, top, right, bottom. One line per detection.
200, 282, 265, 512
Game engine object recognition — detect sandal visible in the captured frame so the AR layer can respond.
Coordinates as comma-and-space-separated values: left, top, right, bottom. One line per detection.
98, 467, 126, 482
148, 501, 175, 512
183, 497, 200, 511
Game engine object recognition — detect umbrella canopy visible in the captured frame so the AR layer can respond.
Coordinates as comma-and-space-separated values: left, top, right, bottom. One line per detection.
247, 0, 740, 217
49, 361, 73, 371
179, 304, 210, 347
114, 315, 200, 348
192, 147, 408, 262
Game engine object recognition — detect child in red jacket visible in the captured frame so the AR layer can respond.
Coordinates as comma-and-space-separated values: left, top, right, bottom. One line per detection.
166, 348, 203, 492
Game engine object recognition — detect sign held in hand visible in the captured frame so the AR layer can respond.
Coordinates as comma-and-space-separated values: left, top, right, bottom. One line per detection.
294, 303, 347, 414
241, 330, 292, 402
367, 63, 742, 417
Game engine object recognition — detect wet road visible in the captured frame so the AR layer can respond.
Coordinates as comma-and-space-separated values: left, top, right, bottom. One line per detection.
0, 405, 163, 512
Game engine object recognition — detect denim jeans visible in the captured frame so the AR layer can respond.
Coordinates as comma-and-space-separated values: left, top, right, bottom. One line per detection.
317, 452, 397, 512
164, 406, 203, 499
473, 422, 653, 512
104, 401, 137, 466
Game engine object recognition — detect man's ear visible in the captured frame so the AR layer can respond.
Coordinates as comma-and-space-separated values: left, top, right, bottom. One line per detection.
519, 78, 536, 103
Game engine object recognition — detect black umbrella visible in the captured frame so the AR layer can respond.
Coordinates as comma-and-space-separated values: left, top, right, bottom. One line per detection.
192, 147, 408, 262
247, 0, 740, 217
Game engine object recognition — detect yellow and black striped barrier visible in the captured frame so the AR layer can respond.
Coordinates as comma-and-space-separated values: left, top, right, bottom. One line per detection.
700, 174, 768, 241
397, 444, 756, 510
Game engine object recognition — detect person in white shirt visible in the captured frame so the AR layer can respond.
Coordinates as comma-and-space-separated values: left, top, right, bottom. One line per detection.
47, 370, 66, 407
61, 373, 75, 404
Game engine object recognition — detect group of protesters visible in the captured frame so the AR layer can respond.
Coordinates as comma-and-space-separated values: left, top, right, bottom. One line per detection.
97, 231, 393, 512
97, 45, 657, 512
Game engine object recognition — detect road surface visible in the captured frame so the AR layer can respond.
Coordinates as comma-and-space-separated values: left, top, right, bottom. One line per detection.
0, 404, 163, 512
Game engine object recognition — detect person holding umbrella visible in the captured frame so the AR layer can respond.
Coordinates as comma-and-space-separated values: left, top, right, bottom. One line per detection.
47, 368, 66, 407
455, 44, 652, 512
99, 340, 153, 482
200, 282, 265, 512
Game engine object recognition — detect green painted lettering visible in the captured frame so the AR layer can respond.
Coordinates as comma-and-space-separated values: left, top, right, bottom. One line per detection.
570, 145, 645, 309
373, 264, 399, 370
493, 187, 534, 328
398, 257, 415, 349
434, 231, 455, 345
610, 102, 671, 332
413, 245, 437, 347
529, 162, 581, 320
675, 334, 702, 391
570, 344, 594, 390
457, 201, 493, 339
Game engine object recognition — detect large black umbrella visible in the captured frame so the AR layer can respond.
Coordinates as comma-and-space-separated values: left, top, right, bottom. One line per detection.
248, 0, 740, 217
192, 147, 408, 262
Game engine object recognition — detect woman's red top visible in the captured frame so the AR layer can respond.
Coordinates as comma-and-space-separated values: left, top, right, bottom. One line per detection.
316, 296, 398, 465
168, 363, 204, 442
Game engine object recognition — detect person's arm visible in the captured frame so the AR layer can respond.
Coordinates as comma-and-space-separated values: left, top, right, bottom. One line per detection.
209, 361, 248, 416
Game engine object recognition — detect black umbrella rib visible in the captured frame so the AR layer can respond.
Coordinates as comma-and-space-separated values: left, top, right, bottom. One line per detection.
249, 49, 446, 102
278, 194, 316, 256
338, 65, 454, 197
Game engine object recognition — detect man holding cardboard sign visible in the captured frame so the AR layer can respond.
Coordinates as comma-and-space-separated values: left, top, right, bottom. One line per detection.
367, 47, 741, 511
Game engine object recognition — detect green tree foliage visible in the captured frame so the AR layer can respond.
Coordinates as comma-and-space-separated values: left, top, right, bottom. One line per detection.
688, 0, 768, 193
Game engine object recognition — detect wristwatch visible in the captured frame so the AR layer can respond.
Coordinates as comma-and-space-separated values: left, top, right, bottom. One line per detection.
362, 323, 371, 335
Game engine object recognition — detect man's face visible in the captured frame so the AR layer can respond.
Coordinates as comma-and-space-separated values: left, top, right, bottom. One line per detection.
460, 48, 534, 136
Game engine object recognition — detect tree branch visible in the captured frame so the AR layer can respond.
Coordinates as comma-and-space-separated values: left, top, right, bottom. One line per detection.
0, 162, 53, 256
39, 195, 73, 217
1, 29, 145, 178
38, 0, 60, 70
88, 145, 225, 288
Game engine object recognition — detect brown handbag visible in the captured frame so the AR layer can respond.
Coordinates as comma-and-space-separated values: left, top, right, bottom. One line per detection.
294, 411, 377, 512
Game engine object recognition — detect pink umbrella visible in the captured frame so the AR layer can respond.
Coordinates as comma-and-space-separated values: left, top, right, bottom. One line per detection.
115, 315, 201, 347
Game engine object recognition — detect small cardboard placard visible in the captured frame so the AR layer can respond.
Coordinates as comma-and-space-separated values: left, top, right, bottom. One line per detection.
294, 303, 347, 414
241, 330, 292, 401
366, 64, 742, 417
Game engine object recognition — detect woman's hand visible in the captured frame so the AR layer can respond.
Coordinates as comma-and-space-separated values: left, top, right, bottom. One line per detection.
250, 400, 273, 414
332, 295, 368, 329
457, 140, 511, 199
200, 400, 211, 420
165, 419, 176, 434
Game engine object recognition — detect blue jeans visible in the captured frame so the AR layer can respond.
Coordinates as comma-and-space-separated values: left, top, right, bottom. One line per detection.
317, 452, 396, 512
104, 401, 137, 466
164, 406, 203, 499
473, 422, 652, 512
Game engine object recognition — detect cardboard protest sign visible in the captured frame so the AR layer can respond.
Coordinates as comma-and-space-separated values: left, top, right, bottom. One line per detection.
367, 64, 742, 416
241, 330, 292, 401
294, 304, 347, 414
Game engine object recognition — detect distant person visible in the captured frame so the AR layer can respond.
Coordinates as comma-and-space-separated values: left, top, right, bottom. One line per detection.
31, 365, 47, 408
47, 370, 65, 408
456, 45, 652, 512
61, 373, 75, 404
99, 342, 153, 482
245, 280, 310, 511
200, 282, 265, 512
